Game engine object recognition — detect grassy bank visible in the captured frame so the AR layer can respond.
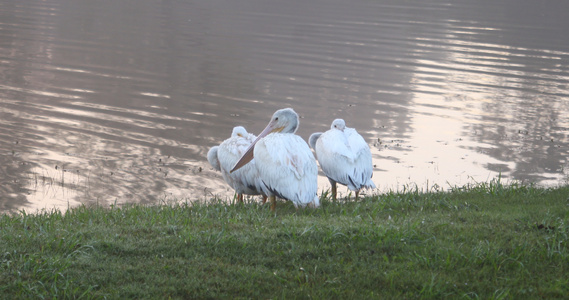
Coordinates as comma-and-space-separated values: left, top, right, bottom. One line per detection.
1, 180, 569, 299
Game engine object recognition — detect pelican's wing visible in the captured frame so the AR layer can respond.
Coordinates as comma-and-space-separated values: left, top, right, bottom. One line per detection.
345, 128, 369, 157
345, 128, 376, 189
320, 130, 355, 161
255, 134, 318, 206
217, 136, 263, 195
261, 134, 316, 179
315, 128, 376, 190
314, 130, 358, 188
218, 138, 244, 172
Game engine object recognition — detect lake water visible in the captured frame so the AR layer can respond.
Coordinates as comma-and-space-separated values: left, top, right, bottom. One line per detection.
1, 0, 568, 213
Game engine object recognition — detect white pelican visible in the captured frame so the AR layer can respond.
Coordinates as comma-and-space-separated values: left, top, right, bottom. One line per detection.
309, 119, 376, 201
231, 108, 319, 211
207, 126, 266, 203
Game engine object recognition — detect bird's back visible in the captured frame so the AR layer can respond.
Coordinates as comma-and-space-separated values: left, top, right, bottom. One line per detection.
346, 128, 375, 189
315, 127, 375, 190
255, 133, 318, 206
217, 134, 262, 195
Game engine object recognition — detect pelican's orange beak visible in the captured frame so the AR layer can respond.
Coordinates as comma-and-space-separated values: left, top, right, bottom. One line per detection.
230, 121, 282, 173
230, 146, 254, 173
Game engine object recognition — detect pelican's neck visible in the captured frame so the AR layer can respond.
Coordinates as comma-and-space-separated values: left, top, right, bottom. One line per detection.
308, 132, 322, 149
285, 118, 299, 134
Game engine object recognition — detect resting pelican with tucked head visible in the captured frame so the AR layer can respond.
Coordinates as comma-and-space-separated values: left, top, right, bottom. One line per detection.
309, 119, 376, 201
207, 126, 266, 203
231, 108, 319, 211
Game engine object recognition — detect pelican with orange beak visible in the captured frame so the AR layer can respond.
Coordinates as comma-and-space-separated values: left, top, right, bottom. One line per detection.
231, 108, 319, 211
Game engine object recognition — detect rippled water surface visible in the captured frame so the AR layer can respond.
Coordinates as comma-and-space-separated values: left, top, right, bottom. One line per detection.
1, 0, 568, 213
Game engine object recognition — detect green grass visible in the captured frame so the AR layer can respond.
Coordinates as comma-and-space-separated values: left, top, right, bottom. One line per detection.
1, 179, 569, 299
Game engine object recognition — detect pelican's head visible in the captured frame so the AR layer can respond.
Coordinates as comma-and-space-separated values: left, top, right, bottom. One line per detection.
230, 108, 299, 173
331, 119, 346, 131
232, 126, 248, 138
266, 108, 299, 135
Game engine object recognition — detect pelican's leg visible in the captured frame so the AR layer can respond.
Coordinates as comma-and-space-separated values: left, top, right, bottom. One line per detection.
328, 178, 337, 201
269, 195, 277, 211
238, 193, 244, 203
355, 190, 359, 201
332, 183, 337, 201
262, 195, 268, 204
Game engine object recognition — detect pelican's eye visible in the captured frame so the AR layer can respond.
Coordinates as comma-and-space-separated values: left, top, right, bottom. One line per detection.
274, 117, 279, 121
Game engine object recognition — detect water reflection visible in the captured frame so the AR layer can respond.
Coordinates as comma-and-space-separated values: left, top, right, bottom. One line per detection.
0, 0, 568, 213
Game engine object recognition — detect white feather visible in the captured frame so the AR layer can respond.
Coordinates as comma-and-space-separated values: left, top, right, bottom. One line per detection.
254, 132, 319, 207
208, 126, 263, 196
312, 119, 376, 192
